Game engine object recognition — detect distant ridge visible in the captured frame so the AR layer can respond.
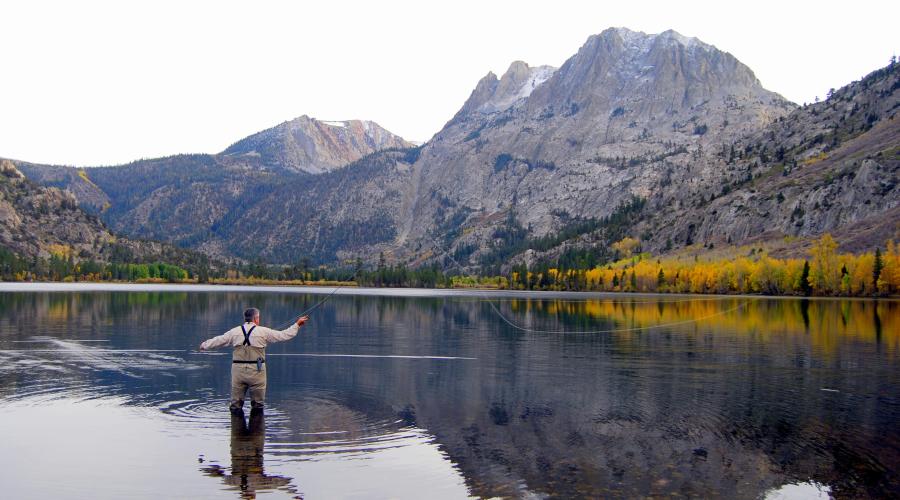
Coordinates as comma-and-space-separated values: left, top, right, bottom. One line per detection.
222, 115, 413, 174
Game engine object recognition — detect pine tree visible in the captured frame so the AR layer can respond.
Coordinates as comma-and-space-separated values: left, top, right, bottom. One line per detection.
874, 247, 884, 294
800, 260, 812, 296
376, 252, 386, 287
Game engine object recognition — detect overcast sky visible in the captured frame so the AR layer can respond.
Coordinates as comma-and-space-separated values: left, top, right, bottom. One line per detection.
1, 0, 896, 166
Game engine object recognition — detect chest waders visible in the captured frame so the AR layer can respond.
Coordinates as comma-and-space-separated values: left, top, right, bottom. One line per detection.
230, 325, 267, 412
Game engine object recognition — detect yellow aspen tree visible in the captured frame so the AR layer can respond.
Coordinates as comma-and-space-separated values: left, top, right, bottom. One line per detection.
810, 234, 841, 295
850, 253, 874, 295
612, 237, 641, 258
878, 240, 900, 294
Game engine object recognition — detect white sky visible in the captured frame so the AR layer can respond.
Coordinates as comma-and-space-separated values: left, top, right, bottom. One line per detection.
0, 0, 896, 166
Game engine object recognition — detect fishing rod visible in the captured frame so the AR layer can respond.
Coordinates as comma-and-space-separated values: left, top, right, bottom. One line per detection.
275, 286, 342, 330
188, 287, 343, 354
427, 234, 750, 334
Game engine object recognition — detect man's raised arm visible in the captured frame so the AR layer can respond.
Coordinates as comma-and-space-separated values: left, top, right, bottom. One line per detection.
264, 316, 309, 343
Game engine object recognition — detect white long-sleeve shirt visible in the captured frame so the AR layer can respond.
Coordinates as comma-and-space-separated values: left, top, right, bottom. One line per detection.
200, 322, 300, 350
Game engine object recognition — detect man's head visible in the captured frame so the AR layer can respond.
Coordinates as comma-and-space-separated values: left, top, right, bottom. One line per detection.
244, 307, 260, 325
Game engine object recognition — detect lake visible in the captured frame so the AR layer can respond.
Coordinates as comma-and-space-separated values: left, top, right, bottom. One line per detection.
1, 283, 897, 498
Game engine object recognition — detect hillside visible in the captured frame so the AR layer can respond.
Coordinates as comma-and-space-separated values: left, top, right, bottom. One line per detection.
0, 159, 211, 273
641, 60, 900, 256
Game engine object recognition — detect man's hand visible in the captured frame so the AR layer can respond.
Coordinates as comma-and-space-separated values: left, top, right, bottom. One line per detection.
296, 315, 310, 327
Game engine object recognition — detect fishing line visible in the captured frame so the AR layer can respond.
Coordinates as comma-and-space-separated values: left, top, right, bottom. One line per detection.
427, 235, 751, 334
451, 295, 724, 305
267, 353, 476, 360
484, 300, 748, 334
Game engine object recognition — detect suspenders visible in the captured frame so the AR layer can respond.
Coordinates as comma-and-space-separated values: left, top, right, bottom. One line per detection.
234, 324, 265, 371
240, 324, 256, 345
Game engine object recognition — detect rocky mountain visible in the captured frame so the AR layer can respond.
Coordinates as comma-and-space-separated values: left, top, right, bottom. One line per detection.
642, 61, 900, 255
10, 28, 899, 269
398, 27, 797, 261
221, 115, 413, 174
14, 115, 413, 259
0, 159, 205, 268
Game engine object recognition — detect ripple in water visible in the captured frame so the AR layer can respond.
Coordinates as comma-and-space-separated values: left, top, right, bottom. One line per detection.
0, 336, 200, 379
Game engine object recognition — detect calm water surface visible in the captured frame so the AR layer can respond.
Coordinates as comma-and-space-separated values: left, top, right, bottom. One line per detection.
0, 284, 898, 499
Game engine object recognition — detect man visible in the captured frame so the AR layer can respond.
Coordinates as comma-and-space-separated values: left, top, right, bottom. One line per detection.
200, 308, 309, 414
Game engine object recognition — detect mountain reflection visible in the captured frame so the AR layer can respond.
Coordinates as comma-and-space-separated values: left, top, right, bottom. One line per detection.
0, 289, 897, 498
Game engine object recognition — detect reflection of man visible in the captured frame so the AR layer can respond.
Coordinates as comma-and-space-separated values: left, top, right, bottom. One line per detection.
199, 308, 308, 413
200, 410, 297, 498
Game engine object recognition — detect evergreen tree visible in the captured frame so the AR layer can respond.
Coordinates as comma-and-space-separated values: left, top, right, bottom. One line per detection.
874, 247, 884, 293
800, 260, 812, 296
376, 252, 386, 287
198, 263, 210, 283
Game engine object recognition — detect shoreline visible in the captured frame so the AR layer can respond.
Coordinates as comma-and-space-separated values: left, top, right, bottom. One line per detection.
0, 281, 896, 301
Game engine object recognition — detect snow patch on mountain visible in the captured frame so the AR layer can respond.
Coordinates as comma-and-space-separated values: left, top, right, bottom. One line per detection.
479, 63, 557, 114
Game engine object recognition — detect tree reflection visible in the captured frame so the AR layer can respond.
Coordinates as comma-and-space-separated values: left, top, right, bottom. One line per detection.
500, 297, 900, 355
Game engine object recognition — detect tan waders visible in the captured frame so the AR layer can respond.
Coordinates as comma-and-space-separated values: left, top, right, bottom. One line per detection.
230, 325, 267, 411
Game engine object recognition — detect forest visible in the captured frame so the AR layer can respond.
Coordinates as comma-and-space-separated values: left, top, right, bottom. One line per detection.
505, 235, 900, 297
2, 234, 898, 297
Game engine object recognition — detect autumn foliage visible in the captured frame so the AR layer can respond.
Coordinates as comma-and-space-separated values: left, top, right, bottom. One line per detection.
510, 235, 900, 296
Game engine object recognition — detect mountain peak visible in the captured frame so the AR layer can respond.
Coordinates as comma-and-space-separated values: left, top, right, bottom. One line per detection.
523, 26, 783, 118
601, 26, 643, 40
658, 29, 700, 46
222, 116, 413, 174
501, 60, 531, 79
452, 61, 556, 122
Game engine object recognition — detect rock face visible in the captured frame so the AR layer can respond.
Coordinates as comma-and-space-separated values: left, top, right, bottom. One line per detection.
222, 115, 414, 174
11, 28, 900, 267
0, 158, 110, 259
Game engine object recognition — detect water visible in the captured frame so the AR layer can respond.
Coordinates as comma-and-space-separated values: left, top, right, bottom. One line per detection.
0, 284, 897, 499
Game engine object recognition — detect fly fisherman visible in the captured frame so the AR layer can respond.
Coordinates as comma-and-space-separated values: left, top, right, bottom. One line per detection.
200, 308, 309, 414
